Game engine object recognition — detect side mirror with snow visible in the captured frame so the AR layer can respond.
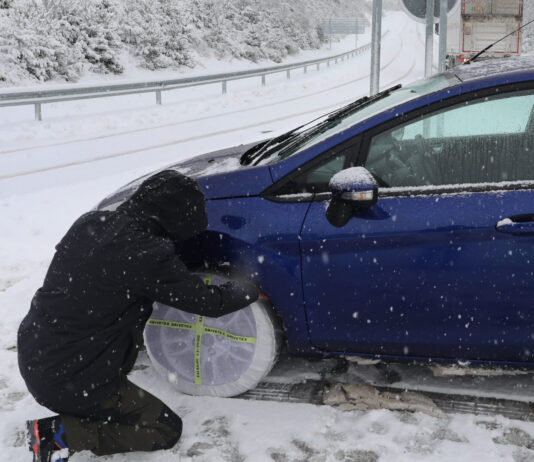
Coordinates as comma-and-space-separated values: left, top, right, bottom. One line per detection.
326, 167, 378, 227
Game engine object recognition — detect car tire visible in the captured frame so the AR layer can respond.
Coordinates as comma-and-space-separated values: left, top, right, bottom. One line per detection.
144, 272, 283, 397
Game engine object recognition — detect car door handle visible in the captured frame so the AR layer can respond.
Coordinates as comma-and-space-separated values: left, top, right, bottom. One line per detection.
496, 215, 534, 235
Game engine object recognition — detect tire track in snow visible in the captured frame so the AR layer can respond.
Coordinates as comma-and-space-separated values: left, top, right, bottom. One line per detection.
0, 33, 395, 157
0, 21, 414, 158
0, 29, 419, 180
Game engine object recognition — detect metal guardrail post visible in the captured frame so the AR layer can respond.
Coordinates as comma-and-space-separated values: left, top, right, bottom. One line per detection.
35, 103, 42, 121
316, 63, 320, 70
304, 66, 307, 73
286, 69, 290, 79
156, 90, 162, 105
222, 80, 227, 94
261, 75, 266, 86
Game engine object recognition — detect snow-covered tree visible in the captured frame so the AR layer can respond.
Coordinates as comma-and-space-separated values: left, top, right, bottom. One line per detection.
0, 0, 373, 86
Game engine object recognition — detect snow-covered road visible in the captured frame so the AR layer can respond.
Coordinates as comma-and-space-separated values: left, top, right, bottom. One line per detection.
0, 12, 422, 195
1, 11, 533, 462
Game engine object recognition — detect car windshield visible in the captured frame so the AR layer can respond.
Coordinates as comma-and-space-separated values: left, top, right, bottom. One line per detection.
257, 73, 461, 166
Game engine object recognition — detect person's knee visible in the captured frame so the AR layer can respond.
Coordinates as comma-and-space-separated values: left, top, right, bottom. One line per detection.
153, 406, 182, 450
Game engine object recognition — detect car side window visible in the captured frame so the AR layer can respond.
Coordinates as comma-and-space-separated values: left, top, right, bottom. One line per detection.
274, 153, 352, 195
365, 89, 534, 188
272, 139, 360, 196
302, 155, 347, 185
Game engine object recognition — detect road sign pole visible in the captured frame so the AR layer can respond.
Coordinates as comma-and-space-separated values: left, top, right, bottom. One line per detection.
425, 0, 434, 78
370, 0, 382, 96
438, 0, 448, 72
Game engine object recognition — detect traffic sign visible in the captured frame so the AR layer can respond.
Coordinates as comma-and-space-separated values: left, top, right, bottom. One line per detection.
320, 18, 366, 35
400, 0, 460, 23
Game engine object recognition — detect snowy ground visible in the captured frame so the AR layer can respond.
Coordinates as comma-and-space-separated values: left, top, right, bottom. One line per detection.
1, 12, 534, 461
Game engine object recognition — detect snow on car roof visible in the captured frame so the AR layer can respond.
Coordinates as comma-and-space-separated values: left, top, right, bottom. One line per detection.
454, 55, 534, 82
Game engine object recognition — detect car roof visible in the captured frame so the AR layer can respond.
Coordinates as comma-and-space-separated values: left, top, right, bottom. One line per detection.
452, 55, 534, 82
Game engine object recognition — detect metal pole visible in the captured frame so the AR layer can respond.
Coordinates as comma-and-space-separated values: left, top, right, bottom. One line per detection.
370, 0, 382, 96
425, 0, 434, 78
35, 103, 42, 121
222, 80, 227, 95
156, 90, 162, 105
438, 0, 448, 73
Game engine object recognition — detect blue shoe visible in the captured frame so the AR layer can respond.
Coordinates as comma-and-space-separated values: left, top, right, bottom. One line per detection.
27, 416, 69, 462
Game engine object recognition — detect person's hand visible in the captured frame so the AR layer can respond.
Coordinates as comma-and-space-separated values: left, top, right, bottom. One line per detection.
219, 280, 259, 311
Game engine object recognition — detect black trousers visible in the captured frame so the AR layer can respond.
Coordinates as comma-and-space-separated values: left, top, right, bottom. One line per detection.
61, 378, 182, 456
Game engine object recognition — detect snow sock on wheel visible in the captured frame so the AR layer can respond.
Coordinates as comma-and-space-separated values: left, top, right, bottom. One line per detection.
145, 273, 282, 397
27, 416, 69, 462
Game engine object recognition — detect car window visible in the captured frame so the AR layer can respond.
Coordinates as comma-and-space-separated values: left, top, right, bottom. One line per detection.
274, 152, 353, 195
305, 155, 347, 184
365, 89, 534, 188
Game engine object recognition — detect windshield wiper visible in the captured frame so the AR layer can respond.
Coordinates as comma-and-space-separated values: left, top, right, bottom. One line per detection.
240, 127, 303, 166
239, 139, 271, 166
256, 84, 403, 165
242, 84, 402, 166
325, 84, 402, 122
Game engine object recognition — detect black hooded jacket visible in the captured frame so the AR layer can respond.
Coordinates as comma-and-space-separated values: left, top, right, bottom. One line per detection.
17, 171, 258, 413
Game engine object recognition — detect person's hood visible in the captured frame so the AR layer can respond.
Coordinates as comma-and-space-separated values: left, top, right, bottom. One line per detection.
117, 170, 208, 243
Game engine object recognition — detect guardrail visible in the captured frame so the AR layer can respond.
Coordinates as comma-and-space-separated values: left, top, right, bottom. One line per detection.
0, 38, 379, 121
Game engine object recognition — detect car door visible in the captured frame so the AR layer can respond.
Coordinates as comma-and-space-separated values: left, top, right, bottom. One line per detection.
300, 84, 534, 363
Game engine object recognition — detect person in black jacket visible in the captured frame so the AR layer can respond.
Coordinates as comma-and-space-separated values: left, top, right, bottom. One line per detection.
18, 170, 258, 462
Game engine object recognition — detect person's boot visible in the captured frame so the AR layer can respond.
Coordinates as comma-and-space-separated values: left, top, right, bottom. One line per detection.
26, 416, 69, 462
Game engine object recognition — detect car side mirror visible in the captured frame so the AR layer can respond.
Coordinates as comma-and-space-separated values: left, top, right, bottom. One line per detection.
326, 167, 378, 227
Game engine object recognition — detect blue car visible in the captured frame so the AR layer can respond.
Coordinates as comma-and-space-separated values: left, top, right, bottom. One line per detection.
99, 56, 534, 394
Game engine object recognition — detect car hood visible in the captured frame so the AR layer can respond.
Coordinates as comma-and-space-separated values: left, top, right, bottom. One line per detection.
96, 141, 273, 210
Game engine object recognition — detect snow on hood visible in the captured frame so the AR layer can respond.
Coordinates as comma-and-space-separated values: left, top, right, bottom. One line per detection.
96, 141, 266, 211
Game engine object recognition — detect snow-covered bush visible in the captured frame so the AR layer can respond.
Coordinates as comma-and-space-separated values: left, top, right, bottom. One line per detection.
0, 0, 123, 85
55, 0, 124, 75
119, 0, 193, 70
0, 3, 83, 84
190, 0, 324, 63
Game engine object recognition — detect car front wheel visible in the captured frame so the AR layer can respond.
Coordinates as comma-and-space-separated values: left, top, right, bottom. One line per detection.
144, 272, 283, 397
